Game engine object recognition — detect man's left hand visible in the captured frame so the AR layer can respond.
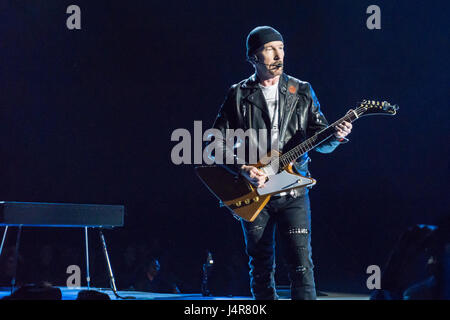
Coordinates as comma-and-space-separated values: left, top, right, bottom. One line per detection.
334, 120, 352, 139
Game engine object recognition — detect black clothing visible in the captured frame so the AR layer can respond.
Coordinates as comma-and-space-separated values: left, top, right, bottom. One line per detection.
211, 73, 345, 176
210, 72, 345, 300
241, 193, 315, 299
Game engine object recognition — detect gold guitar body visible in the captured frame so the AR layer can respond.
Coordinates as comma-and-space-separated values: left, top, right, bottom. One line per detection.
195, 150, 316, 222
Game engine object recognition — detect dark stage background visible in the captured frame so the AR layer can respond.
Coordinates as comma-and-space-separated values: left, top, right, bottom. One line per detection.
0, 0, 448, 294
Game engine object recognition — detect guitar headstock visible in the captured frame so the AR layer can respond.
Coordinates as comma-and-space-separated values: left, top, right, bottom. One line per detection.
357, 100, 399, 117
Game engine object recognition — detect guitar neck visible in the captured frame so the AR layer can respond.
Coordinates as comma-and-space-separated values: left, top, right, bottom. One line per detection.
278, 110, 360, 167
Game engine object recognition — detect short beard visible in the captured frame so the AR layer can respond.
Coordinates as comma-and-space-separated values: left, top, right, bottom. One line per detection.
268, 66, 283, 76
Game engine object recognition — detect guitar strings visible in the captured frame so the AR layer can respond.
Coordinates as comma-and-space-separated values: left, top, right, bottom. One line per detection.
264, 105, 367, 171
279, 106, 365, 166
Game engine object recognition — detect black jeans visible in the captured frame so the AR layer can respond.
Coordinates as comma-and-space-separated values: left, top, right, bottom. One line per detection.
241, 193, 316, 300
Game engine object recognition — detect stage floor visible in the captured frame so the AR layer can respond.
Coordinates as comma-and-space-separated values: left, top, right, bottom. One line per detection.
0, 286, 370, 300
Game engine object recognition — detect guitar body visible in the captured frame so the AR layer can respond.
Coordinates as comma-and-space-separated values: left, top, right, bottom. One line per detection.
195, 150, 316, 222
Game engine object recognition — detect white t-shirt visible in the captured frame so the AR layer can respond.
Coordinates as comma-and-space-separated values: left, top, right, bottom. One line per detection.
259, 83, 279, 149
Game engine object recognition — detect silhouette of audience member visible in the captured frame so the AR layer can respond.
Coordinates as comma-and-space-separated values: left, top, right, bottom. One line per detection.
76, 289, 111, 300
371, 222, 450, 300
116, 244, 139, 290
134, 257, 180, 294
0, 246, 27, 287
1, 282, 62, 300
402, 256, 438, 300
31, 244, 61, 286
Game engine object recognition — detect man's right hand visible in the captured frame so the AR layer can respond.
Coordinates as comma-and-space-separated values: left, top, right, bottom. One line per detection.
240, 165, 267, 188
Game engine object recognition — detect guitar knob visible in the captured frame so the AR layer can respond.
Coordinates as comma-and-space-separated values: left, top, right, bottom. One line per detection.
244, 199, 251, 205
235, 201, 242, 207
253, 196, 259, 202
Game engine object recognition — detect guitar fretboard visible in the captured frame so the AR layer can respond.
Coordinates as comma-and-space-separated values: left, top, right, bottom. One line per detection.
267, 107, 365, 171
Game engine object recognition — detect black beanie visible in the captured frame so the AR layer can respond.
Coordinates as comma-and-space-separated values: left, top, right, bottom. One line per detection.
246, 26, 284, 58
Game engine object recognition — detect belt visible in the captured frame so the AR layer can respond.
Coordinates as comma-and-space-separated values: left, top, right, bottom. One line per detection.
272, 192, 288, 198
271, 188, 307, 199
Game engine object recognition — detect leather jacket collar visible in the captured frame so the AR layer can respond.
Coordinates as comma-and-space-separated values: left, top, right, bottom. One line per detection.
240, 73, 290, 131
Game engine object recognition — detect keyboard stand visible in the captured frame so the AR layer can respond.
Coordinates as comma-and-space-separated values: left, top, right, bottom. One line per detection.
84, 227, 91, 290
0, 225, 132, 299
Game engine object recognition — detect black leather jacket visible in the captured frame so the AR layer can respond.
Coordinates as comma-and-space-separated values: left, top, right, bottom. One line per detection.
209, 73, 346, 175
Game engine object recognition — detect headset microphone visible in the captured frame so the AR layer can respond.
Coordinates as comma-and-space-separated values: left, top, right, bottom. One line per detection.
247, 56, 283, 69
257, 61, 284, 69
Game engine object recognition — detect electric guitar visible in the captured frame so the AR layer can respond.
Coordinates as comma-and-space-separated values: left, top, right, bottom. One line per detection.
195, 100, 399, 222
